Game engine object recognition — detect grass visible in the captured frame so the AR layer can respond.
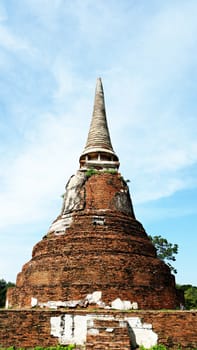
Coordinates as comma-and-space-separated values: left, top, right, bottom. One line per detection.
139, 346, 197, 350
0, 346, 75, 350
85, 168, 118, 178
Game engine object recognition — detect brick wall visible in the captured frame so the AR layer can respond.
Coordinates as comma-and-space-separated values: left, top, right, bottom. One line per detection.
0, 309, 196, 349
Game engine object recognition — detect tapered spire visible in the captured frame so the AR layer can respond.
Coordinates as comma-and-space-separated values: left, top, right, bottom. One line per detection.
79, 78, 119, 170
85, 78, 114, 152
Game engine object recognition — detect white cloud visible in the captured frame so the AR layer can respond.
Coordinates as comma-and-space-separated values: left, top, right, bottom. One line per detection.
68, 1, 122, 40
0, 24, 32, 52
52, 59, 79, 101
0, 80, 95, 230
21, 0, 63, 21
0, 2, 7, 23
0, 112, 81, 229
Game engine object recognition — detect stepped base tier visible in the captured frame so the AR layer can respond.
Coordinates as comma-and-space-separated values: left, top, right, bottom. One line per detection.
7, 172, 180, 309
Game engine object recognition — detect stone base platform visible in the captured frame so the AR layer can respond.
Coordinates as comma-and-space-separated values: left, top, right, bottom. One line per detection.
0, 309, 196, 349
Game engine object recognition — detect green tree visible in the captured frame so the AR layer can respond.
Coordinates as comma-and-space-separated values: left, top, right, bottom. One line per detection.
0, 279, 7, 307
149, 235, 178, 274
0, 279, 15, 308
176, 284, 197, 309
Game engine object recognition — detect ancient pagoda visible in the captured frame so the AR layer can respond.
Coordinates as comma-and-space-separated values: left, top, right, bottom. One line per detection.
7, 78, 180, 309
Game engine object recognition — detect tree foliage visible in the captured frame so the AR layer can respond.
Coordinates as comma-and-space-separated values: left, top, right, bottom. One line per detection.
176, 284, 197, 309
149, 235, 178, 274
0, 279, 15, 308
0, 279, 6, 307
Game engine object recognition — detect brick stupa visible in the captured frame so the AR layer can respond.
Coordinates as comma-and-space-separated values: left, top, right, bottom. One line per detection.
7, 78, 180, 309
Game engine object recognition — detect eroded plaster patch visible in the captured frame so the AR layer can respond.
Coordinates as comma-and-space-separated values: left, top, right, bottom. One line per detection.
47, 171, 87, 235
50, 314, 158, 348
111, 297, 138, 310
48, 214, 73, 235
127, 317, 158, 349
31, 297, 38, 307
62, 172, 86, 214
51, 315, 88, 345
35, 292, 138, 311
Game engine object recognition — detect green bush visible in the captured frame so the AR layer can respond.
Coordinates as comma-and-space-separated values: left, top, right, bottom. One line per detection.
102, 169, 117, 174
85, 168, 98, 177
139, 345, 193, 350
85, 168, 118, 178
139, 345, 168, 350
0, 346, 75, 350
0, 279, 15, 308
176, 284, 197, 309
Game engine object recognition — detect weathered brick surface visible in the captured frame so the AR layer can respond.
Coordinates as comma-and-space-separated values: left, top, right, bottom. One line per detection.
8, 173, 180, 309
137, 310, 197, 349
0, 310, 196, 349
0, 310, 58, 348
86, 319, 131, 350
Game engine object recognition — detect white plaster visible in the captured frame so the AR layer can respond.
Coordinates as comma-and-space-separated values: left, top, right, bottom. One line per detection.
39, 292, 103, 310
5, 298, 9, 309
87, 328, 99, 335
111, 298, 124, 310
72, 315, 88, 345
60, 315, 74, 344
143, 323, 153, 330
127, 317, 142, 328
97, 300, 106, 308
92, 216, 105, 225
134, 328, 158, 348
47, 171, 86, 235
127, 317, 158, 348
39, 300, 80, 309
48, 214, 73, 235
37, 294, 138, 311
92, 315, 114, 321
106, 328, 114, 332
111, 298, 134, 310
131, 301, 138, 310
50, 316, 61, 337
42, 301, 58, 309
31, 297, 38, 307
50, 314, 158, 348
51, 315, 88, 345
123, 300, 133, 310
87, 318, 94, 328
86, 291, 102, 304
62, 172, 86, 214
119, 320, 127, 328
64, 300, 81, 308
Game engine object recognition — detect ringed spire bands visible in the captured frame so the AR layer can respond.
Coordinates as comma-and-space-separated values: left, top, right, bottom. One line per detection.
79, 78, 119, 170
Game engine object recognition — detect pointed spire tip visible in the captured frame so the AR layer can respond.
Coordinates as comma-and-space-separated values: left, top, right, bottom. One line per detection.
95, 77, 103, 93
79, 78, 119, 170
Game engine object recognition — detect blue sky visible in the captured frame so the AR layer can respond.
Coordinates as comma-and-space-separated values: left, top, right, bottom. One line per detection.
0, 0, 197, 286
